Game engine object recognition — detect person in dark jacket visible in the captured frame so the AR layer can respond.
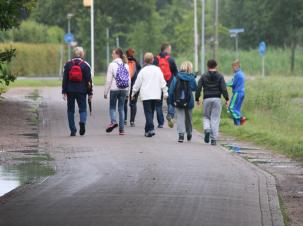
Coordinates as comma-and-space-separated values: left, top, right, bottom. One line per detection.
195, 59, 229, 145
153, 43, 178, 128
124, 48, 141, 127
169, 61, 197, 143
62, 46, 93, 136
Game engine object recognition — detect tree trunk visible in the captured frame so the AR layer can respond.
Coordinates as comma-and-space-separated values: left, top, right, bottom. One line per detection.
290, 38, 297, 73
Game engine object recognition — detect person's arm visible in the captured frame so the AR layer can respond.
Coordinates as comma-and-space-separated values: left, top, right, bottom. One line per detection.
160, 70, 168, 98
195, 76, 203, 102
104, 63, 114, 97
169, 57, 178, 76
132, 70, 143, 97
83, 63, 93, 97
220, 75, 229, 103
169, 77, 176, 104
62, 63, 69, 99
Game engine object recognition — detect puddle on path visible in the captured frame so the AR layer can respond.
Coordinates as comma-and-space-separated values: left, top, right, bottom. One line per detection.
0, 155, 55, 197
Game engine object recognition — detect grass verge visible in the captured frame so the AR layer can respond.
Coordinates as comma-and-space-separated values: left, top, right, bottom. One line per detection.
193, 76, 303, 162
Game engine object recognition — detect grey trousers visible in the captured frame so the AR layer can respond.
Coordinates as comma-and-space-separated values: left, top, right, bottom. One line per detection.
175, 108, 192, 135
203, 98, 222, 140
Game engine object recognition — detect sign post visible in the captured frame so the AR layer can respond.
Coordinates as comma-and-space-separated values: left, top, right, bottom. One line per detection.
259, 41, 266, 77
229, 28, 244, 59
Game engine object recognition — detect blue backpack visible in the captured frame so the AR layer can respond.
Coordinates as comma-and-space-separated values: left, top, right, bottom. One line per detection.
115, 63, 129, 89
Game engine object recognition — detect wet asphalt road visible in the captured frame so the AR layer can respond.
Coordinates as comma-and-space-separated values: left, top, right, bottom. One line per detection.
0, 87, 284, 226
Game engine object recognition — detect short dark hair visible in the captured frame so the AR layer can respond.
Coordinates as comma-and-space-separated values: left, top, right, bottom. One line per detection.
207, 59, 217, 69
161, 43, 170, 52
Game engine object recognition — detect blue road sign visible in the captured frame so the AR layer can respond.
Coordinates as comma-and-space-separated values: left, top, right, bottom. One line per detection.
229, 28, 245, 34
64, 33, 74, 44
259, 41, 266, 56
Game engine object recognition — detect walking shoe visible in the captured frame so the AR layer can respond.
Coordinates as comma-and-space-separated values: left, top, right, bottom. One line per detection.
79, 122, 85, 136
166, 115, 174, 128
150, 130, 156, 136
130, 121, 135, 127
157, 124, 163, 128
178, 134, 184, 143
119, 130, 125, 135
70, 131, 76, 136
240, 116, 247, 125
204, 131, 210, 143
211, 139, 217, 146
144, 132, 153, 137
106, 123, 118, 133
187, 134, 192, 141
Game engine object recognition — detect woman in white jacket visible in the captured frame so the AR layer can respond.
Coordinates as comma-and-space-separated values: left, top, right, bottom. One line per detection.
131, 52, 168, 137
104, 48, 130, 135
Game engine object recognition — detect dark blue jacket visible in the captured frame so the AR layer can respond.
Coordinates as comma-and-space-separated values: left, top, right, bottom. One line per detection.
169, 72, 197, 109
62, 58, 93, 95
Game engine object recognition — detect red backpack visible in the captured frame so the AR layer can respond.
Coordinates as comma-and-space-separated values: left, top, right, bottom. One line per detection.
69, 60, 83, 82
157, 55, 172, 81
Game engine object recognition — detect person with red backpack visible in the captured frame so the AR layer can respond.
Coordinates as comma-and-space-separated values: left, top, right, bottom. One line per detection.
153, 43, 178, 128
124, 48, 141, 127
62, 46, 93, 136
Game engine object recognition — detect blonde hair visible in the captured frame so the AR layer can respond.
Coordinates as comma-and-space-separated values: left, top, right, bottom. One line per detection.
232, 59, 240, 66
73, 46, 84, 58
144, 52, 154, 64
180, 61, 193, 73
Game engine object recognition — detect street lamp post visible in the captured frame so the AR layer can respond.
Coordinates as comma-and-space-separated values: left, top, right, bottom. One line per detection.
194, 0, 198, 72
201, 0, 205, 74
83, 0, 95, 77
67, 13, 73, 60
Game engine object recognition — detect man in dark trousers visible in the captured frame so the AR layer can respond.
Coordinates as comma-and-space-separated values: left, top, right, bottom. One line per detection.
195, 59, 229, 145
62, 46, 93, 136
154, 43, 178, 128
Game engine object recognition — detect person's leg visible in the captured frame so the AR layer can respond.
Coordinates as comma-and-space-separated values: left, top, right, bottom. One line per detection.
155, 95, 164, 127
203, 98, 212, 143
210, 98, 222, 144
118, 90, 127, 132
67, 93, 76, 135
76, 93, 87, 136
176, 108, 185, 142
106, 91, 119, 133
130, 93, 138, 125
149, 100, 156, 135
124, 99, 128, 124
234, 92, 245, 125
109, 91, 118, 124
143, 100, 153, 135
229, 92, 241, 125
185, 108, 193, 141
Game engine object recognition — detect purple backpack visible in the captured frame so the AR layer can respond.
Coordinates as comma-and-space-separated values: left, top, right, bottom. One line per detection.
115, 63, 129, 89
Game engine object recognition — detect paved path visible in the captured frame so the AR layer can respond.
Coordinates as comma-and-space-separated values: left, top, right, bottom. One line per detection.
0, 87, 283, 226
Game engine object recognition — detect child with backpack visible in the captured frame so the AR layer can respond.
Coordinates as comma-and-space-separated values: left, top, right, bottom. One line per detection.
169, 61, 197, 143
104, 48, 130, 135
124, 48, 141, 127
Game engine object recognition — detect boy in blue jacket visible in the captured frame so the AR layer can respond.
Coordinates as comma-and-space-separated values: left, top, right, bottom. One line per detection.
226, 60, 246, 126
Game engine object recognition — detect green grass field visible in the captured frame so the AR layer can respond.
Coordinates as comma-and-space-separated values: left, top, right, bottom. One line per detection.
193, 76, 303, 161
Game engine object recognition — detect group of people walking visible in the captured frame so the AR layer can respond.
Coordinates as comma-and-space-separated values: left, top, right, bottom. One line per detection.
62, 43, 246, 145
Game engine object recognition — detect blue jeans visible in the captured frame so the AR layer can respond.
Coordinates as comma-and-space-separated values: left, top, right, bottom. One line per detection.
110, 90, 127, 130
143, 100, 159, 133
155, 96, 164, 126
67, 93, 87, 133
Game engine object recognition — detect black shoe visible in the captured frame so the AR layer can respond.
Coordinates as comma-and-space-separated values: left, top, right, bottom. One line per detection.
130, 121, 135, 127
211, 139, 217, 146
187, 134, 192, 141
70, 131, 76, 136
178, 134, 184, 143
79, 122, 85, 136
150, 130, 155, 136
204, 131, 210, 143
106, 123, 118, 133
157, 124, 163, 128
144, 132, 153, 137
